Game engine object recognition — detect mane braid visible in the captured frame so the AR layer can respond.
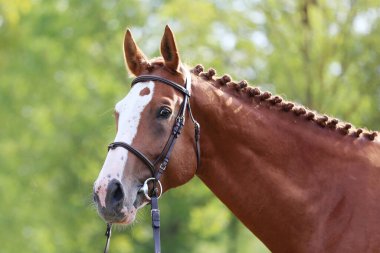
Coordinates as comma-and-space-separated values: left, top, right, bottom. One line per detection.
191, 64, 378, 141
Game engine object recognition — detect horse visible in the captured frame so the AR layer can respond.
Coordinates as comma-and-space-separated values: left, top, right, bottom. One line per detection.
93, 25, 380, 252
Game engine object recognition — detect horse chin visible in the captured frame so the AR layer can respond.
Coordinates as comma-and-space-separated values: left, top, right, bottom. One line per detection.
101, 205, 136, 225
117, 206, 137, 225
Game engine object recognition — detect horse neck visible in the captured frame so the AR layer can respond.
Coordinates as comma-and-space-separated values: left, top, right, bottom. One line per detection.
190, 74, 380, 252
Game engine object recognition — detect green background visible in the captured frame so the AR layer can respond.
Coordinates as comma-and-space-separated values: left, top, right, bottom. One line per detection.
1, 0, 379, 252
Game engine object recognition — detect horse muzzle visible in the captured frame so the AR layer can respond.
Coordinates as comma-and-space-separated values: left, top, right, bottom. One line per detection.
93, 178, 137, 224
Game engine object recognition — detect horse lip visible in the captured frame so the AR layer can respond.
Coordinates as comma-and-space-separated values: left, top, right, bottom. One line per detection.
99, 206, 137, 224
96, 200, 127, 223
101, 213, 127, 223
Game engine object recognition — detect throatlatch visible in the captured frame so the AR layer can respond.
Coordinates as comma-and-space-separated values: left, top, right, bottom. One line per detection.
103, 70, 200, 253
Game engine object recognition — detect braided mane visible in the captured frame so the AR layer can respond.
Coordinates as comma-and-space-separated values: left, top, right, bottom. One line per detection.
191, 64, 378, 141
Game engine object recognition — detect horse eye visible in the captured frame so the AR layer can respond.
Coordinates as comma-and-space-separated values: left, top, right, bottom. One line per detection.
158, 107, 172, 119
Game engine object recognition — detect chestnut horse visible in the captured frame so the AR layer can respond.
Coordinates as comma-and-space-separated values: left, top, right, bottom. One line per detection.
93, 26, 380, 252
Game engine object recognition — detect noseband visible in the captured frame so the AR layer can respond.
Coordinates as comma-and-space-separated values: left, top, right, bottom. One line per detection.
103, 70, 200, 253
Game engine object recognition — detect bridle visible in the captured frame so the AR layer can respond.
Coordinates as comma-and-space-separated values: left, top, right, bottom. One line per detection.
103, 70, 200, 253
103, 69, 200, 253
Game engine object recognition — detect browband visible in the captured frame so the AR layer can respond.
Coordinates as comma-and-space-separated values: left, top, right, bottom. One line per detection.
132, 75, 191, 97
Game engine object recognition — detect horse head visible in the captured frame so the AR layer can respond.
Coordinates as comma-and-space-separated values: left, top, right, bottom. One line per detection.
93, 26, 199, 225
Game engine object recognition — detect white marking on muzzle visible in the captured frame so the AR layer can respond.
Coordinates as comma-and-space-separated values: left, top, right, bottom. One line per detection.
94, 81, 155, 207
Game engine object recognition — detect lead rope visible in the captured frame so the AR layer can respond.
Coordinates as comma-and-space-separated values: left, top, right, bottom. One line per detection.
104, 223, 112, 253
151, 195, 161, 253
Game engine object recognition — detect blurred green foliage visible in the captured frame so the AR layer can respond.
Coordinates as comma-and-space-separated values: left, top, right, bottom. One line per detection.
0, 0, 379, 252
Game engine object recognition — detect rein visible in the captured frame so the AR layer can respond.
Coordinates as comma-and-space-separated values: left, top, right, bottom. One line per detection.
103, 70, 200, 253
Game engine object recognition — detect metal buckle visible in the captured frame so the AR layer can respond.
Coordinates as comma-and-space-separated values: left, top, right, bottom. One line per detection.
138, 177, 163, 201
176, 116, 184, 125
159, 161, 167, 172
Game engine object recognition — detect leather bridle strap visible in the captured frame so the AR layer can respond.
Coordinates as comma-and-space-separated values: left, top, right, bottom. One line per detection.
103, 70, 200, 253
108, 142, 156, 176
151, 196, 160, 253
132, 75, 191, 97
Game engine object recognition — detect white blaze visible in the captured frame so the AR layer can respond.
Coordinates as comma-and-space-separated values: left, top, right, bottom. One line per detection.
94, 81, 155, 207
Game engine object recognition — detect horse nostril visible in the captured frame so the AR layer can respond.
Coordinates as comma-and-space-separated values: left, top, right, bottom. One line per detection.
113, 183, 124, 203
106, 179, 125, 209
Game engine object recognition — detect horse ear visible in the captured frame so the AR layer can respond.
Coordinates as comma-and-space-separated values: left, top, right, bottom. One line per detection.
123, 29, 148, 76
160, 25, 180, 72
